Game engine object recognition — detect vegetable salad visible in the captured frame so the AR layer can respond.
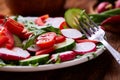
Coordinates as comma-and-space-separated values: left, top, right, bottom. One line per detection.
0, 10, 104, 66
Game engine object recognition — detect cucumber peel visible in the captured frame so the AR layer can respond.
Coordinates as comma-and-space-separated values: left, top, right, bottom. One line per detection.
54, 38, 76, 52
19, 54, 49, 66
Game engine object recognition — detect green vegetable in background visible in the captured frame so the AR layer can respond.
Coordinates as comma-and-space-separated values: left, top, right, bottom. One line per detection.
64, 8, 83, 30
89, 8, 120, 24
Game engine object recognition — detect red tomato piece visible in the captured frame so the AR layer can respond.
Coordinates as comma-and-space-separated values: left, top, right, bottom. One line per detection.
4, 18, 24, 35
35, 18, 44, 26
59, 21, 68, 30
5, 29, 14, 49
35, 14, 49, 26
36, 32, 56, 49
0, 35, 8, 47
0, 27, 14, 49
4, 18, 23, 36
4, 18, 30, 39
40, 14, 49, 21
55, 35, 66, 43
36, 46, 55, 55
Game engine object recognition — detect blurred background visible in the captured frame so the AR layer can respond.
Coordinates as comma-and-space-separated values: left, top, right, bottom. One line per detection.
0, 0, 116, 16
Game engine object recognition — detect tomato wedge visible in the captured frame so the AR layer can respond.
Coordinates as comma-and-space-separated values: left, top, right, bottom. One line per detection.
36, 46, 55, 55
5, 29, 14, 49
4, 18, 30, 39
0, 34, 8, 47
36, 32, 56, 49
40, 14, 49, 21
4, 18, 24, 35
55, 35, 66, 43
0, 27, 14, 49
35, 14, 49, 26
59, 21, 68, 30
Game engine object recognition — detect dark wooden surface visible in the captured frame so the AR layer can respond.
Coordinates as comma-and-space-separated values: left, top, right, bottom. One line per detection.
0, 0, 120, 80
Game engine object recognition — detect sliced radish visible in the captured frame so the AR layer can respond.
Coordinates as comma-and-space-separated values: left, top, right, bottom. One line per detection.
23, 40, 40, 52
0, 47, 30, 60
51, 51, 76, 62
75, 39, 99, 44
73, 42, 96, 55
36, 46, 55, 56
27, 44, 40, 52
45, 17, 65, 28
61, 29, 83, 39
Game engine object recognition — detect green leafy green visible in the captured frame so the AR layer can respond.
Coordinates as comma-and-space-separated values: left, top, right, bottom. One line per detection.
41, 26, 61, 34
24, 21, 43, 35
0, 59, 6, 67
13, 34, 23, 48
92, 53, 97, 58
13, 15, 19, 21
23, 21, 46, 49
23, 31, 44, 50
89, 8, 120, 24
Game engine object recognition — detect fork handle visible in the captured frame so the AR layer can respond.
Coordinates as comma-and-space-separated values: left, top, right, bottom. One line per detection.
101, 39, 120, 64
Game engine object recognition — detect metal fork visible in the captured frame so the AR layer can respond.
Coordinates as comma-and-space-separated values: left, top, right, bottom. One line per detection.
74, 12, 120, 64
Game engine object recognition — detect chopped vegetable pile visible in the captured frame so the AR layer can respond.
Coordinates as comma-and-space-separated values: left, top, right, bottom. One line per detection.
0, 10, 104, 67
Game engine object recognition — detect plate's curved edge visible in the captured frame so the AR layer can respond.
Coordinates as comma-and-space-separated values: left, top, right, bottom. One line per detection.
0, 47, 105, 72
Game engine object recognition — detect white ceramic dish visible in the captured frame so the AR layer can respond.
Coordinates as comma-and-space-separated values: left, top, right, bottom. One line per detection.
0, 47, 105, 72
0, 17, 105, 72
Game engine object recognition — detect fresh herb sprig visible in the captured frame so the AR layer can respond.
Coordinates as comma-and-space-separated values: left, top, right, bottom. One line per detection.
23, 21, 45, 49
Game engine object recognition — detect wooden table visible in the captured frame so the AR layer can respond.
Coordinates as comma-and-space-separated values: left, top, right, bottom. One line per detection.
0, 0, 120, 80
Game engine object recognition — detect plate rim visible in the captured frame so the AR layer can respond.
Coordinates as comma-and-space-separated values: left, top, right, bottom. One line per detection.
0, 47, 105, 72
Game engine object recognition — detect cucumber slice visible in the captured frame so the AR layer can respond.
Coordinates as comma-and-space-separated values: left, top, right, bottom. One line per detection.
54, 38, 76, 52
64, 8, 82, 30
19, 54, 49, 66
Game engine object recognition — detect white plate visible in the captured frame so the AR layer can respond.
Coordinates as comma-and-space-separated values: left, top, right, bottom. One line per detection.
0, 17, 105, 72
0, 48, 105, 72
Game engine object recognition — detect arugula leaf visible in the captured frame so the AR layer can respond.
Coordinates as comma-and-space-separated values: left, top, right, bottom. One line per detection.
24, 21, 42, 35
41, 26, 61, 34
23, 36, 36, 50
23, 30, 45, 50
23, 21, 46, 49
13, 15, 19, 21
55, 55, 61, 64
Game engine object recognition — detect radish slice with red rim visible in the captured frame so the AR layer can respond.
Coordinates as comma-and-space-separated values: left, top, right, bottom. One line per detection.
61, 29, 83, 39
27, 44, 40, 52
0, 47, 30, 60
73, 42, 96, 55
45, 17, 65, 28
51, 51, 76, 62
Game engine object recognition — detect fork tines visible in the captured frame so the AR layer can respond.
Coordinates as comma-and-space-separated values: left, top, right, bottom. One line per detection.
74, 12, 99, 38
